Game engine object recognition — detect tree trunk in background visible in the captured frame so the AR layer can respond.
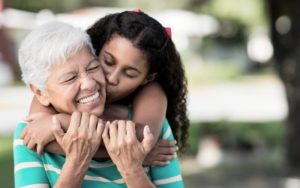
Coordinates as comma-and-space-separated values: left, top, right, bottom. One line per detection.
267, 0, 300, 174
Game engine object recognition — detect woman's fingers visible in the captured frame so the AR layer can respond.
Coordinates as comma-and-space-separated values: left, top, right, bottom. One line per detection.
117, 120, 126, 144
126, 121, 135, 138
89, 114, 98, 133
68, 112, 81, 133
102, 121, 110, 148
109, 121, 118, 146
142, 125, 154, 154
96, 119, 105, 140
79, 112, 89, 128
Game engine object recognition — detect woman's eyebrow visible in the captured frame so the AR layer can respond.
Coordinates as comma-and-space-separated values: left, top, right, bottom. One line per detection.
87, 55, 99, 64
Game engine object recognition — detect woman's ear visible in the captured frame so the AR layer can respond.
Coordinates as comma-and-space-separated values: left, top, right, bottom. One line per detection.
29, 84, 50, 106
142, 73, 157, 85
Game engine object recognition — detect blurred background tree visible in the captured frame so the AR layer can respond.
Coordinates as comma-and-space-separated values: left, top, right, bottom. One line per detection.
267, 0, 300, 175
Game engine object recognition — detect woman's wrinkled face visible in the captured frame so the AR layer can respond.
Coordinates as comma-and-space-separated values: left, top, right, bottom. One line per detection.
44, 46, 106, 116
99, 35, 150, 103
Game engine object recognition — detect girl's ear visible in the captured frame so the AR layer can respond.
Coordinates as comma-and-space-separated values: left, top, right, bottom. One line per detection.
142, 73, 157, 85
29, 84, 50, 106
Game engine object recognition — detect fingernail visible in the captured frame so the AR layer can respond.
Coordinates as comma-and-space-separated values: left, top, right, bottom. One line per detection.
52, 115, 56, 124
145, 125, 151, 134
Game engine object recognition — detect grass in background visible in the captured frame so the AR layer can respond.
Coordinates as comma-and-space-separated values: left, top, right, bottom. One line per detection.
0, 135, 14, 188
186, 121, 284, 155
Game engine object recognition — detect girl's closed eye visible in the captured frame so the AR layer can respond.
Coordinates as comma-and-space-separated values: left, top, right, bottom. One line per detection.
125, 69, 139, 78
104, 60, 114, 66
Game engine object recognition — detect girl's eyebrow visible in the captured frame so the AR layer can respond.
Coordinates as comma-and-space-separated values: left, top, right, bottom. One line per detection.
103, 51, 115, 60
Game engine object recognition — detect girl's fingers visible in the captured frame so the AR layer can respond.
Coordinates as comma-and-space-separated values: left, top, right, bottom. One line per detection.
20, 127, 28, 139
158, 139, 177, 147
51, 115, 65, 146
27, 139, 36, 151
157, 146, 178, 155
36, 144, 45, 156
151, 161, 170, 167
157, 154, 175, 161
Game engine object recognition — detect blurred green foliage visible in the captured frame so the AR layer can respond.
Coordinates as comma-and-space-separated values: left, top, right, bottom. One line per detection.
0, 136, 14, 188
199, 0, 267, 31
187, 121, 284, 155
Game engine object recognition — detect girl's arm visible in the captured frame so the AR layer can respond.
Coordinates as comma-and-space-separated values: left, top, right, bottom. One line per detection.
132, 82, 167, 142
23, 97, 111, 159
132, 82, 177, 166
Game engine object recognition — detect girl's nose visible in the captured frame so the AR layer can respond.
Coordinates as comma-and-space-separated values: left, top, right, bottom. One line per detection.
107, 71, 119, 86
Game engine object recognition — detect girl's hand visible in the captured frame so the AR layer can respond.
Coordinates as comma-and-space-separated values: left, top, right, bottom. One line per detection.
102, 120, 155, 178
52, 112, 104, 165
21, 112, 55, 155
143, 139, 178, 166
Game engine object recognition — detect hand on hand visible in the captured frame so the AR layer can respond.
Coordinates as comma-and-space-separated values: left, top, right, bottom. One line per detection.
143, 139, 178, 166
21, 112, 55, 155
52, 112, 104, 165
102, 120, 155, 177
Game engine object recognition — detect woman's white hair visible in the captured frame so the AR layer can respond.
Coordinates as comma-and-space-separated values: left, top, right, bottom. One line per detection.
18, 21, 94, 90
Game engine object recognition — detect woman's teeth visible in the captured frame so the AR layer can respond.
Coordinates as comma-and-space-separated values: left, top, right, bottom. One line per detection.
78, 92, 99, 104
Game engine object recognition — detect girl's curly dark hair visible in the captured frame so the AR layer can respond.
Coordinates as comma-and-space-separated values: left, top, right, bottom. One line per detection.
87, 11, 189, 152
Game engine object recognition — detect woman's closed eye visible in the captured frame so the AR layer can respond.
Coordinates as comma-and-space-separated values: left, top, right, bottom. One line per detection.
64, 75, 77, 83
87, 65, 101, 72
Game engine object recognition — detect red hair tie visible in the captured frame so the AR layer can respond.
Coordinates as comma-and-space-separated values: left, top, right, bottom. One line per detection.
132, 8, 141, 13
131, 9, 172, 38
165, 27, 172, 38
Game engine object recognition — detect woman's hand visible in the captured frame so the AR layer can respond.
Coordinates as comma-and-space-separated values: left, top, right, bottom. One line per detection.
51, 112, 105, 188
102, 120, 155, 177
21, 112, 55, 155
143, 139, 178, 166
52, 112, 104, 165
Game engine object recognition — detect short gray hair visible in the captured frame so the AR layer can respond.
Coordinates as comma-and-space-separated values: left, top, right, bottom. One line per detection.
18, 21, 94, 90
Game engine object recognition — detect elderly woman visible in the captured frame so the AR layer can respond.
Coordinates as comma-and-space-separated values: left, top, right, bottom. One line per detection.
14, 22, 155, 188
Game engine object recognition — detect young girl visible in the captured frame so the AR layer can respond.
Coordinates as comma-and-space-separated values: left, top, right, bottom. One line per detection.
22, 10, 189, 174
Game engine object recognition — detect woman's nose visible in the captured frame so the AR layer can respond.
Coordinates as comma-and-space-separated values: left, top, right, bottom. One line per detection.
80, 74, 96, 91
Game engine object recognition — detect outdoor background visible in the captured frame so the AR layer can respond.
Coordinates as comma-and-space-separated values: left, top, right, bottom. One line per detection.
1, 0, 299, 188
